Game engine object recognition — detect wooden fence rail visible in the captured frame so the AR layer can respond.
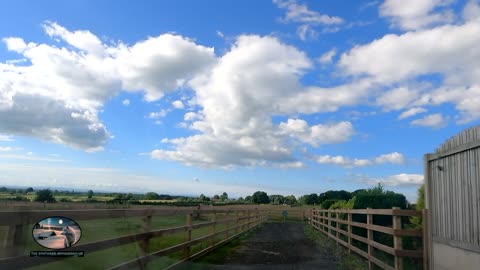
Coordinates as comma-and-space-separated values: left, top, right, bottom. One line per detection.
308, 207, 426, 270
0, 208, 268, 269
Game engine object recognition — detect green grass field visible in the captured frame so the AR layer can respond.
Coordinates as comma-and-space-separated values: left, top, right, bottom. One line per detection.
17, 213, 240, 270
0, 196, 293, 269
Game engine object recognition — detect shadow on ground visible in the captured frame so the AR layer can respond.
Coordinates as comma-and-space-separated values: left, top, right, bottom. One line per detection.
181, 222, 337, 270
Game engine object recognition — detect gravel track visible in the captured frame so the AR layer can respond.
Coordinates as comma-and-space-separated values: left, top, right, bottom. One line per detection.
183, 222, 337, 270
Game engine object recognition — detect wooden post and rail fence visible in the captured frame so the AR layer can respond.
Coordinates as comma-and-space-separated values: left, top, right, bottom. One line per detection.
0, 207, 268, 269
308, 207, 428, 270
0, 205, 428, 269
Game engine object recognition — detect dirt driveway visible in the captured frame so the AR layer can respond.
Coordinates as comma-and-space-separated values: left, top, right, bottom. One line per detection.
185, 222, 338, 270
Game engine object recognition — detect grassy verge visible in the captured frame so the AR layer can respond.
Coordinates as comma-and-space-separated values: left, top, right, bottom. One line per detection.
20, 213, 268, 270
20, 214, 237, 270
304, 225, 368, 270
147, 222, 265, 270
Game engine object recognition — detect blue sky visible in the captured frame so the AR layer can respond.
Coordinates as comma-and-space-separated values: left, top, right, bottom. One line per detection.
1, 0, 479, 202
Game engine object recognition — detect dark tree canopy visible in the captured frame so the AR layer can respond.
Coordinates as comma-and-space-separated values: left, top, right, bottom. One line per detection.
284, 195, 297, 205
269, 194, 285, 204
34, 189, 56, 203
252, 191, 269, 204
318, 190, 351, 204
303, 193, 318, 205
144, 192, 160, 200
87, 190, 94, 199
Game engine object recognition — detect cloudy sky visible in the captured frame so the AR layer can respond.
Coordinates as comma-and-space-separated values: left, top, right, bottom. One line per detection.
1, 0, 479, 201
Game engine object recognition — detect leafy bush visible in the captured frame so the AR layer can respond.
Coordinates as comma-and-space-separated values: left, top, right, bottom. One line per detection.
409, 184, 424, 229
318, 190, 351, 205
34, 189, 56, 203
321, 199, 341, 209
353, 192, 406, 209
329, 197, 355, 210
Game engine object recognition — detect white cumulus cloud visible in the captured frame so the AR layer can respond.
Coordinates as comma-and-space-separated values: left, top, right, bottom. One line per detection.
398, 107, 427, 119
339, 19, 480, 123
273, 0, 343, 40
151, 35, 357, 168
411, 113, 447, 128
366, 173, 424, 186
379, 0, 454, 30
318, 48, 337, 64
279, 119, 354, 146
172, 100, 184, 109
0, 22, 216, 151
315, 152, 405, 167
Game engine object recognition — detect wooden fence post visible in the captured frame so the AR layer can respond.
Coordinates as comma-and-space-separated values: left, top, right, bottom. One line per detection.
139, 214, 152, 254
184, 214, 192, 259
313, 209, 316, 226
247, 209, 251, 230
318, 209, 321, 229
347, 210, 352, 254
336, 210, 340, 246
423, 209, 429, 270
367, 207, 373, 270
5, 223, 26, 257
324, 210, 328, 233
211, 212, 216, 247
393, 207, 403, 270
308, 209, 311, 225
225, 214, 230, 239
243, 210, 247, 231
319, 210, 322, 230
235, 210, 239, 234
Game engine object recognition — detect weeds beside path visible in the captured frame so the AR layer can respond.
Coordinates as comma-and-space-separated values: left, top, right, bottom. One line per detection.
304, 225, 369, 270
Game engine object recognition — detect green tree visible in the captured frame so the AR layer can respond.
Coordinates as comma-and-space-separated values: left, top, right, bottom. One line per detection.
410, 184, 425, 228
199, 194, 206, 201
351, 184, 407, 240
304, 193, 318, 205
318, 190, 352, 204
284, 195, 297, 205
213, 194, 220, 200
158, 194, 172, 200
144, 192, 160, 200
252, 191, 269, 204
87, 190, 94, 199
25, 187, 34, 193
244, 196, 252, 203
220, 192, 228, 202
269, 194, 285, 205
34, 189, 56, 203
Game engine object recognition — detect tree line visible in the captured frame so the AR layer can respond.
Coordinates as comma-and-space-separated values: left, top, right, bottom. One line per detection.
0, 184, 421, 212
